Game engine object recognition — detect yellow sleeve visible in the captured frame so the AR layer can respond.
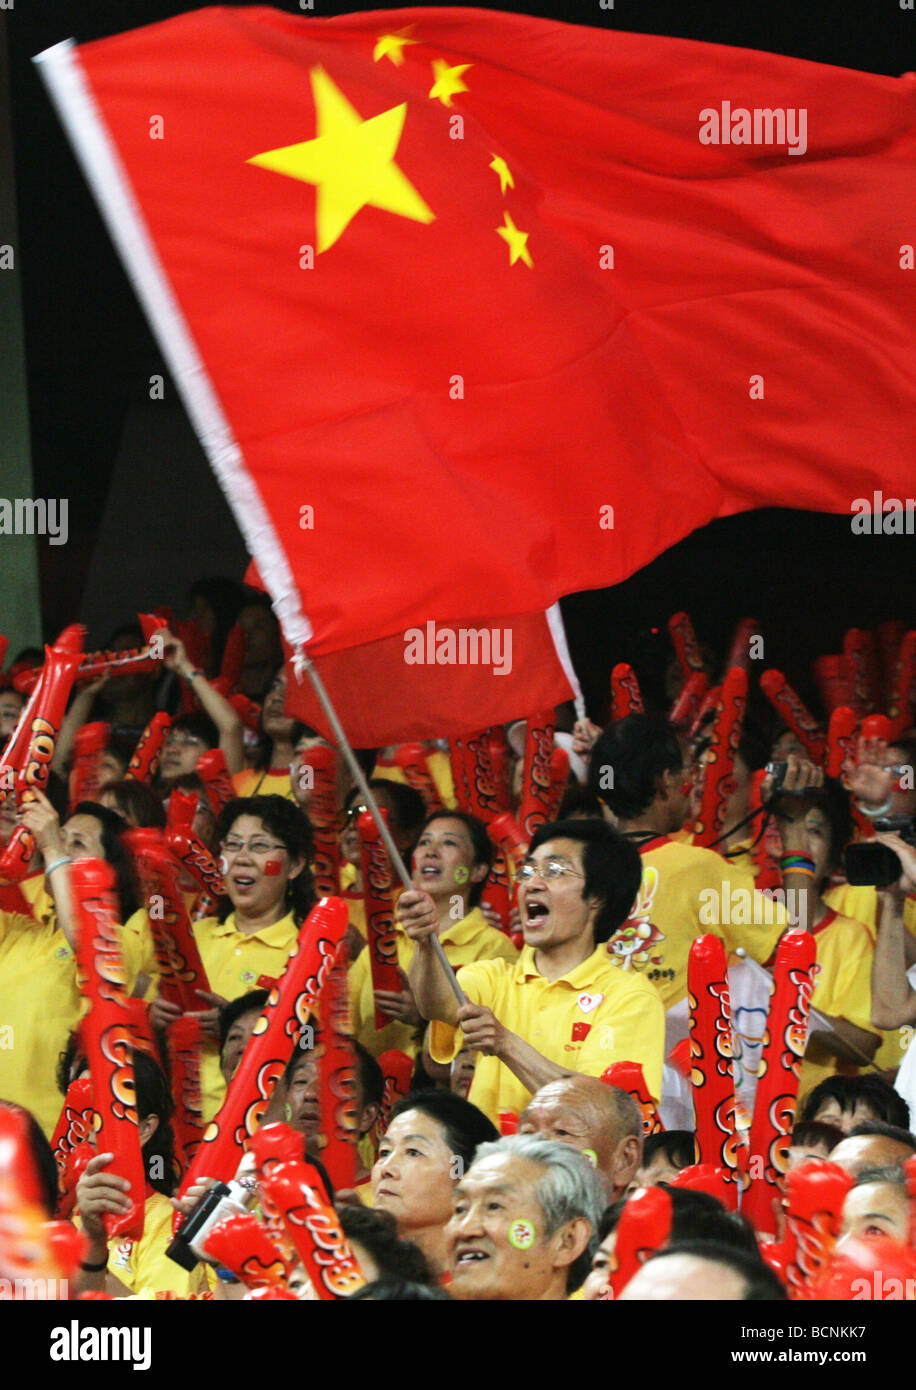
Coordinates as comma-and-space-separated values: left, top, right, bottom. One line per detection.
717, 862, 784, 963
427, 962, 489, 1066
119, 910, 159, 999
575, 985, 665, 1101
812, 926, 878, 1037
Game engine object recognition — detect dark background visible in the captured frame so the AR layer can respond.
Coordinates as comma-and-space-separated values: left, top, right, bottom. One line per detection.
5, 0, 915, 720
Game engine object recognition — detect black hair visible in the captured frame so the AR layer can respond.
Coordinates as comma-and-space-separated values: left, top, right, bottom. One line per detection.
589, 713, 683, 820
339, 1206, 435, 1285
387, 1091, 499, 1175
527, 818, 643, 944
641, 1130, 698, 1172
187, 577, 247, 675
800, 1074, 910, 1130
218, 989, 270, 1050
99, 778, 167, 829
347, 1280, 452, 1301
132, 1049, 179, 1196
789, 1120, 845, 1153
774, 775, 853, 881
642, 1239, 788, 1300
55, 1032, 87, 1096
354, 1040, 384, 1109
599, 1185, 759, 1256
853, 1165, 908, 1188
168, 711, 220, 750
418, 810, 494, 908
737, 721, 771, 775
0, 1100, 59, 1217
556, 784, 605, 821
103, 622, 145, 650
214, 795, 316, 925
847, 1120, 916, 1150
67, 799, 139, 919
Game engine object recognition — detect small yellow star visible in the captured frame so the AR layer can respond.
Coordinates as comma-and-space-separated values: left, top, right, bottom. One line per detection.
373, 31, 418, 65
489, 154, 514, 195
496, 211, 532, 267
429, 59, 472, 107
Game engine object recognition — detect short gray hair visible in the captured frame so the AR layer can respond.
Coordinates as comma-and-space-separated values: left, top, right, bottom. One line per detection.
472, 1134, 607, 1292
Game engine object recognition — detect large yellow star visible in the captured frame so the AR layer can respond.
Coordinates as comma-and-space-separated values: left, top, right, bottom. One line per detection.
373, 30, 418, 65
497, 211, 532, 268
429, 59, 472, 107
248, 67, 434, 253
489, 154, 514, 195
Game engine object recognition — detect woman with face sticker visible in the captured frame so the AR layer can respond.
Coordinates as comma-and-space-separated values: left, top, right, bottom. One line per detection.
372, 1090, 498, 1281
149, 795, 315, 1122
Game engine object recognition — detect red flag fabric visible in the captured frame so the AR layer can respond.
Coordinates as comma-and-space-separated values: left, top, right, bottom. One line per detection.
38, 7, 916, 738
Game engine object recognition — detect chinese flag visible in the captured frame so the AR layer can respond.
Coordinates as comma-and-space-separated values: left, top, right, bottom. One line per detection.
39, 7, 916, 742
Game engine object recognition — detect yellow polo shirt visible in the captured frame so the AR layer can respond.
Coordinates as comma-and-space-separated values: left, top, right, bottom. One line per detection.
800, 909, 881, 1097
371, 749, 456, 809
192, 910, 299, 1120
429, 943, 664, 1126
607, 837, 785, 1009
339, 861, 367, 940
106, 1190, 209, 1297
0, 908, 82, 1137
232, 767, 295, 800
348, 907, 518, 1060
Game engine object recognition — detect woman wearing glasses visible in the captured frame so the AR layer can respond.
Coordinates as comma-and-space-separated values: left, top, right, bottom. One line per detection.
149, 793, 315, 1121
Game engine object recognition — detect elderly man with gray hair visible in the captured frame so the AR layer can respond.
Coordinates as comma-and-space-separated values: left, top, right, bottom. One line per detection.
444, 1133, 606, 1300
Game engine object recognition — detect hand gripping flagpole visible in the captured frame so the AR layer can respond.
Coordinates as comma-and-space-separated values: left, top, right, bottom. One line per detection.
293, 650, 467, 1008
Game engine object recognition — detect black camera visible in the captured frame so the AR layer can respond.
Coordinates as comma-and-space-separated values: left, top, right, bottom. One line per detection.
844, 815, 916, 888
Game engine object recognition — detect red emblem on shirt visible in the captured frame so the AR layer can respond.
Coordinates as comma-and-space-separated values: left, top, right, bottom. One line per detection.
571, 1022, 591, 1043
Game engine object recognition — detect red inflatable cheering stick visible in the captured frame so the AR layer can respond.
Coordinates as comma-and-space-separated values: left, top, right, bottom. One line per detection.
50, 1076, 98, 1220
196, 748, 236, 819
69, 722, 110, 810
177, 897, 348, 1198
393, 744, 443, 815
842, 628, 878, 716
298, 744, 341, 897
600, 1062, 663, 1137
258, 1153, 367, 1300
741, 931, 816, 1236
606, 1186, 672, 1298
762, 1160, 853, 1299
668, 612, 704, 681
692, 667, 748, 848
687, 935, 746, 1197
611, 664, 643, 720
125, 712, 171, 782
125, 828, 211, 1011
71, 858, 146, 1240
887, 630, 916, 738
317, 940, 358, 1191
760, 670, 827, 764
517, 712, 555, 840
357, 810, 402, 1030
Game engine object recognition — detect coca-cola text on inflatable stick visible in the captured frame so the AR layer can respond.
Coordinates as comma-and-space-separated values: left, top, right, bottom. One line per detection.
610, 664, 643, 720
165, 1017, 206, 1170
462, 728, 511, 822
299, 743, 341, 897
842, 628, 878, 716
259, 1156, 367, 1300
177, 897, 349, 1198
393, 744, 443, 814
50, 1076, 98, 1219
667, 612, 704, 681
375, 1050, 413, 1142
669, 669, 709, 732
811, 655, 854, 719
517, 711, 555, 840
71, 858, 146, 1240
887, 630, 916, 738
687, 934, 746, 1197
692, 666, 748, 848
125, 828, 211, 1011
741, 931, 817, 1236
606, 1185, 672, 1298
600, 1063, 663, 1136
759, 669, 827, 764
825, 706, 858, 780
480, 849, 511, 934
125, 712, 171, 783
357, 810, 401, 1030
165, 824, 226, 900
68, 721, 110, 811
447, 737, 475, 813
196, 748, 236, 819
202, 1212, 292, 1291
317, 941, 358, 1190
0, 635, 84, 881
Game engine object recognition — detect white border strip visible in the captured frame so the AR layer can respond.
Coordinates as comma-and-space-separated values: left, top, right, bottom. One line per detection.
34, 39, 313, 652
545, 601, 585, 720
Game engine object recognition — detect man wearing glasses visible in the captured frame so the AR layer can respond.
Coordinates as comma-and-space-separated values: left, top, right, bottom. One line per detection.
402, 819, 664, 1127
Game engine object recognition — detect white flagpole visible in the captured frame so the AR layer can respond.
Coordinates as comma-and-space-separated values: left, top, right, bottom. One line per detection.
546, 602, 586, 722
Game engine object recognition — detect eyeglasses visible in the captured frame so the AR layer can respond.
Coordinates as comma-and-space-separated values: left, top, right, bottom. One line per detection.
220, 838, 288, 858
516, 857, 585, 883
344, 804, 368, 823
